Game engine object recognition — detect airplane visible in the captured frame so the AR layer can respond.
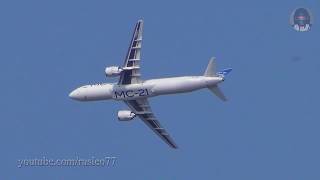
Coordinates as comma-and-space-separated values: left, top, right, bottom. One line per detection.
69, 20, 232, 149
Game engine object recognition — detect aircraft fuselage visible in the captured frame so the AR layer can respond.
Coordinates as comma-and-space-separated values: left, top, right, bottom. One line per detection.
69, 76, 223, 101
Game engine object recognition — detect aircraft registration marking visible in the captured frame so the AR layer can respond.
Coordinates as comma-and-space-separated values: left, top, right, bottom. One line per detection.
114, 89, 150, 99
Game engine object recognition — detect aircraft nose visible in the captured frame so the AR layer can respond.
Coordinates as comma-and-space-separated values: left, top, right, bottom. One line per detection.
69, 89, 80, 100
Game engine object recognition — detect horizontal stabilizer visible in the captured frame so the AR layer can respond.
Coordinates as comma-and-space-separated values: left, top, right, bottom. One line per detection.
208, 85, 227, 101
216, 68, 232, 77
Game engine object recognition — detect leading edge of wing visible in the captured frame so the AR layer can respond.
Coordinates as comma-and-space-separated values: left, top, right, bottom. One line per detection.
125, 99, 178, 149
123, 19, 143, 67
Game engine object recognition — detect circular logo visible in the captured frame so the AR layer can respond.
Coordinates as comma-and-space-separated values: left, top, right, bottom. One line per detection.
290, 8, 313, 32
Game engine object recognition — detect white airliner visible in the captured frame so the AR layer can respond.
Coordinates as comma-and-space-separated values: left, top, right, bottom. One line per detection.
69, 20, 232, 148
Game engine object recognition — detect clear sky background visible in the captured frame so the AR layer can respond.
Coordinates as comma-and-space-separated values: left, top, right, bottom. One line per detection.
0, 0, 319, 179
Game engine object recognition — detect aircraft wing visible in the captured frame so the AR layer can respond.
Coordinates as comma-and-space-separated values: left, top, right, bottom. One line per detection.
118, 20, 143, 85
125, 99, 178, 149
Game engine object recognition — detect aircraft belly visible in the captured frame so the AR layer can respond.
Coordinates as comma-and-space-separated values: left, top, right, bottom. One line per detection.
83, 85, 113, 101
110, 77, 210, 100
151, 78, 206, 95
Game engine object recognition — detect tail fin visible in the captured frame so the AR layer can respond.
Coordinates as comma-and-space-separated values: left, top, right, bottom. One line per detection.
204, 57, 232, 78
204, 57, 217, 77
203, 57, 232, 101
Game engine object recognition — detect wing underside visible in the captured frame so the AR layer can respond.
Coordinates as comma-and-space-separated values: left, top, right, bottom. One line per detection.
119, 20, 177, 148
125, 99, 178, 148
118, 20, 143, 85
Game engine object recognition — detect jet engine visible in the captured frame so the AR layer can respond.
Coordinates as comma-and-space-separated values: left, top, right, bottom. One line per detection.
117, 110, 136, 121
105, 66, 123, 77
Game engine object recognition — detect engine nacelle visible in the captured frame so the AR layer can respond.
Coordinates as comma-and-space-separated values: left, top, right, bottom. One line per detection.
105, 66, 123, 77
117, 110, 136, 121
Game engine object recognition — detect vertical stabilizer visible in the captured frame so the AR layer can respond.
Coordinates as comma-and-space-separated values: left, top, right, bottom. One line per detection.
204, 57, 217, 77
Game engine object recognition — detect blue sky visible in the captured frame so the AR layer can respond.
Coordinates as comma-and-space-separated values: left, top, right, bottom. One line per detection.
0, 0, 319, 179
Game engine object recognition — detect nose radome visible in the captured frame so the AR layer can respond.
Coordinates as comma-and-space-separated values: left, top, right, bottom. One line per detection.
69, 89, 79, 100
